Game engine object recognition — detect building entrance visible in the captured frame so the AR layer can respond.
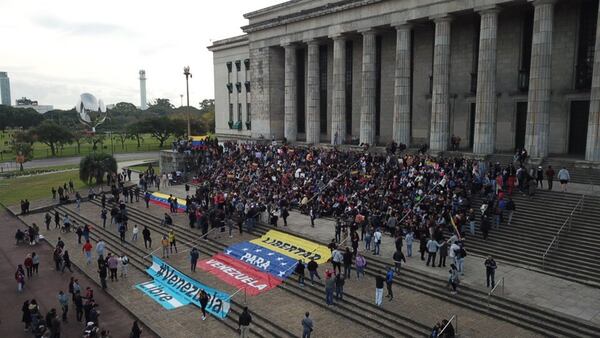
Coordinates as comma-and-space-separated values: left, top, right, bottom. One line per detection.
568, 101, 589, 155
515, 102, 528, 151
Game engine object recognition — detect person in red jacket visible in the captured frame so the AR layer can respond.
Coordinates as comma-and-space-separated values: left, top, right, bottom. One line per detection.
24, 254, 34, 278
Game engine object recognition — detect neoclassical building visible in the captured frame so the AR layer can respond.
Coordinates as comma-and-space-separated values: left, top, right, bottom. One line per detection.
208, 0, 600, 160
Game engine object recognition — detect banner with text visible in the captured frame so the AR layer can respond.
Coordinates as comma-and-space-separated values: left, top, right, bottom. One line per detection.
250, 230, 331, 265
135, 280, 189, 310
147, 256, 230, 319
224, 241, 298, 279
197, 253, 282, 296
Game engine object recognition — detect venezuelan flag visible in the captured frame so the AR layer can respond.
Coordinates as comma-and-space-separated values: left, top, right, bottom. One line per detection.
149, 192, 187, 212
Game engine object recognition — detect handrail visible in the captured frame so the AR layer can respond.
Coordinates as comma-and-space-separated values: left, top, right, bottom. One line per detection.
541, 194, 585, 268
487, 277, 505, 308
437, 314, 457, 337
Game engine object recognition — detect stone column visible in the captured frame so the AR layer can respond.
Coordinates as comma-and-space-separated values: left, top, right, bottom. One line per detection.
331, 35, 346, 145
586, 3, 600, 161
430, 16, 452, 152
360, 29, 377, 146
525, 0, 556, 159
284, 44, 298, 142
473, 8, 500, 155
306, 40, 321, 145
393, 24, 412, 146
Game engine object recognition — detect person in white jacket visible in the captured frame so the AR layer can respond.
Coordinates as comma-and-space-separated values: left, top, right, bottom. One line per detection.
557, 167, 570, 192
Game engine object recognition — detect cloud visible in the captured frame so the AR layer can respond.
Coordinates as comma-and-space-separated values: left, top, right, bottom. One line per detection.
35, 15, 133, 36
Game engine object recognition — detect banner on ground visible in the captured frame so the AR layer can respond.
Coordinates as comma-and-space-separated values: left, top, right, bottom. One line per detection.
149, 192, 186, 212
250, 230, 331, 265
147, 256, 230, 319
135, 280, 189, 310
224, 241, 298, 279
197, 253, 283, 296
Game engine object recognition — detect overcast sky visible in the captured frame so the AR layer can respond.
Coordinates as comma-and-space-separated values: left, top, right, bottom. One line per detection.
1, 0, 281, 109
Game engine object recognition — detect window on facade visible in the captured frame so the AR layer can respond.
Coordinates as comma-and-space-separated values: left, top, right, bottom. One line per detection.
226, 62, 232, 73
235, 82, 242, 93
229, 103, 233, 121
319, 45, 328, 134
226, 83, 233, 94
246, 103, 251, 122
235, 60, 241, 72
471, 19, 480, 94
375, 35, 382, 137
575, 0, 598, 90
297, 48, 306, 134
244, 59, 250, 70
244, 81, 251, 92
345, 40, 353, 136
518, 10, 534, 92
237, 103, 242, 122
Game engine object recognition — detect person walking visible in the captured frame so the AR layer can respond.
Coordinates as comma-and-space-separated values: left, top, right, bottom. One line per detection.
331, 247, 343, 275
74, 291, 83, 322
15, 265, 25, 292
58, 291, 69, 322
301, 312, 313, 338
393, 250, 406, 273
95, 239, 105, 259
199, 290, 209, 320
307, 258, 321, 285
24, 254, 34, 278
168, 230, 178, 254
143, 226, 152, 249
334, 274, 345, 301
405, 230, 414, 257
557, 166, 570, 192
101, 209, 107, 228
22, 300, 32, 331
97, 256, 107, 290
375, 271, 384, 307
385, 267, 394, 301
61, 250, 73, 273
131, 224, 139, 242
535, 166, 544, 189
545, 165, 555, 191
161, 236, 169, 258
130, 320, 142, 338
373, 228, 382, 255
295, 259, 306, 286
107, 254, 118, 282
120, 254, 129, 278
324, 272, 335, 306
82, 240, 93, 265
32, 252, 40, 275
342, 247, 353, 279
505, 197, 516, 225
485, 256, 497, 288
238, 306, 252, 338
426, 238, 440, 267
448, 264, 460, 295
438, 241, 448, 268
355, 252, 367, 279
190, 248, 199, 272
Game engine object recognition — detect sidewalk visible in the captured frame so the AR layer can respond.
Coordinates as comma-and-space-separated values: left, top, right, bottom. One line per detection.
0, 210, 157, 338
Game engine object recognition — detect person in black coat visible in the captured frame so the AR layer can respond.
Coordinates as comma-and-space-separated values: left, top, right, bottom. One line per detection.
130, 320, 142, 338
295, 259, 305, 286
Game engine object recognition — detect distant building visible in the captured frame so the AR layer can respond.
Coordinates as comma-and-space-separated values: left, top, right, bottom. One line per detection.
0, 72, 11, 106
15, 97, 53, 114
139, 70, 147, 110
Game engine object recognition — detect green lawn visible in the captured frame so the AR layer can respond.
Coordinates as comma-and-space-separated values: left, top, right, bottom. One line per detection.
0, 131, 175, 162
0, 170, 91, 206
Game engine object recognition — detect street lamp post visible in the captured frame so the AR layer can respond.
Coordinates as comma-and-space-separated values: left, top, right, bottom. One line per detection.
183, 66, 192, 138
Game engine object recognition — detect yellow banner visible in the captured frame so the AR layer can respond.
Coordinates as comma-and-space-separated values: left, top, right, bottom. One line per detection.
251, 230, 330, 265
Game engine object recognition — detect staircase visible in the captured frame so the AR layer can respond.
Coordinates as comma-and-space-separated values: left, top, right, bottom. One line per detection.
465, 189, 600, 287
542, 157, 600, 185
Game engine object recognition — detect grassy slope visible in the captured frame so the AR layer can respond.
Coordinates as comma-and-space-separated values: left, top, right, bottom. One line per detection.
0, 170, 90, 206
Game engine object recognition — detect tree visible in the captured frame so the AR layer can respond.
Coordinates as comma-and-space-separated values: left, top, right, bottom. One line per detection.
199, 99, 215, 114
126, 123, 144, 148
10, 130, 34, 171
110, 102, 138, 115
147, 98, 174, 116
79, 153, 117, 185
140, 116, 178, 147
44, 109, 79, 128
0, 105, 44, 130
113, 131, 130, 150
71, 129, 87, 154
86, 133, 105, 152
32, 120, 74, 156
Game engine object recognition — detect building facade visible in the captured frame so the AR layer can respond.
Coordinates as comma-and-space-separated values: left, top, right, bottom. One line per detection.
15, 97, 53, 114
209, 0, 600, 161
0, 72, 11, 106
